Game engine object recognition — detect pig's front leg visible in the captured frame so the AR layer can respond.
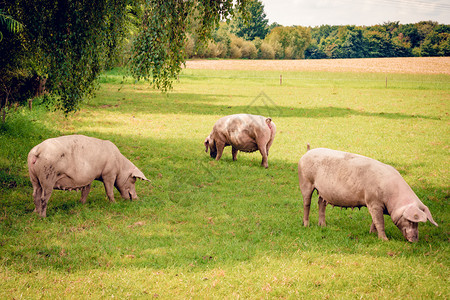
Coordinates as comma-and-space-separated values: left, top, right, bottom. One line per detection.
369, 222, 377, 234
215, 140, 225, 161
102, 176, 116, 202
367, 205, 388, 240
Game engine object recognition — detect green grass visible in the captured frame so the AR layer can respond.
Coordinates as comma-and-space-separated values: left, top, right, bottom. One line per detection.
1, 66, 449, 299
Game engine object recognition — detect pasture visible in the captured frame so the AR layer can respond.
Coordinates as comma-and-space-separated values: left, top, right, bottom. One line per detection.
0, 58, 449, 298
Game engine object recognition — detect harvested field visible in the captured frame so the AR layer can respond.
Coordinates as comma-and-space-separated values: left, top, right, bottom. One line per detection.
185, 57, 450, 74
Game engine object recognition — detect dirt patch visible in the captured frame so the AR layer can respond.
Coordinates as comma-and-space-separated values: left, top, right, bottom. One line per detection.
185, 57, 450, 74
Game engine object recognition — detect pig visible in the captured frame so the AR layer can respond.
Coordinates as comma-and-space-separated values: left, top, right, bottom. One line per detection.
204, 114, 276, 168
28, 135, 149, 217
298, 146, 438, 242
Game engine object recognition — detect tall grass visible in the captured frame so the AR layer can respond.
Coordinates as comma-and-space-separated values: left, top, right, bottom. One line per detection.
0, 66, 449, 298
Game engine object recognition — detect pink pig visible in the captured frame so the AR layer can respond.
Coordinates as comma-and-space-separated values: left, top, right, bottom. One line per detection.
28, 135, 149, 217
298, 146, 438, 242
204, 114, 276, 168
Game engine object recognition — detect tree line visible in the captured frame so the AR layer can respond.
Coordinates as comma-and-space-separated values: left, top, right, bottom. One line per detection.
182, 21, 449, 60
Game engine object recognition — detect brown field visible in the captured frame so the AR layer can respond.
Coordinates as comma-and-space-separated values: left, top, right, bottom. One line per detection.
185, 57, 450, 74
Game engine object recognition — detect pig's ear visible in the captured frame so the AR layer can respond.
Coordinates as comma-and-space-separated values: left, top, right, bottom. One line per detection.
423, 206, 438, 226
402, 205, 427, 223
132, 168, 150, 181
204, 138, 210, 153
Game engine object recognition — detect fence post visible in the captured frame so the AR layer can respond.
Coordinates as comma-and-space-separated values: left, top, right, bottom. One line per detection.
280, 74, 282, 86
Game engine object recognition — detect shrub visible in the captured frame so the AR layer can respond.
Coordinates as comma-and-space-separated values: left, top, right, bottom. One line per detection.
270, 41, 284, 59
206, 42, 221, 58
240, 41, 257, 59
230, 44, 242, 58
284, 46, 294, 59
259, 42, 275, 59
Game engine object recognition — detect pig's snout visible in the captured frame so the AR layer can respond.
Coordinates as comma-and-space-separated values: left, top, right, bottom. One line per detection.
128, 189, 138, 200
402, 222, 419, 242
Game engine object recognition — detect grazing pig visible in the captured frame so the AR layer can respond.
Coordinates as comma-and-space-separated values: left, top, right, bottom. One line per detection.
204, 114, 276, 168
298, 146, 438, 242
28, 135, 149, 217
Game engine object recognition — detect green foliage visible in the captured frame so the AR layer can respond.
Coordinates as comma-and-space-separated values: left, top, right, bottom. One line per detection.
130, 0, 247, 91
229, 0, 269, 41
1, 0, 134, 115
188, 20, 450, 61
1, 0, 248, 114
306, 21, 449, 59
265, 26, 311, 59
0, 8, 24, 42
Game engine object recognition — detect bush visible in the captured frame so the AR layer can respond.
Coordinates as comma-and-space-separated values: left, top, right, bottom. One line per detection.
240, 41, 257, 59
270, 41, 284, 59
230, 44, 242, 58
259, 42, 275, 59
230, 36, 257, 59
284, 46, 294, 59
206, 42, 221, 58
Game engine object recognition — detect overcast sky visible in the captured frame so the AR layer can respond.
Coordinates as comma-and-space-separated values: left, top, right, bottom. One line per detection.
260, 0, 450, 27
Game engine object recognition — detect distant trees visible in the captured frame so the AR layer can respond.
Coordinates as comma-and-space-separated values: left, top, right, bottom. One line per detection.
305, 21, 450, 59
183, 21, 449, 60
186, 23, 310, 60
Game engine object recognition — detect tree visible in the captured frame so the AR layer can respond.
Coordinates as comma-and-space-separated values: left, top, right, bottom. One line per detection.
0, 8, 28, 122
1, 0, 248, 114
265, 26, 311, 59
340, 27, 368, 58
130, 0, 248, 92
2, 0, 135, 114
229, 0, 269, 41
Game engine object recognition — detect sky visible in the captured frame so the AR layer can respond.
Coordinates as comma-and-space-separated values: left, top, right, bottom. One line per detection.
260, 0, 450, 27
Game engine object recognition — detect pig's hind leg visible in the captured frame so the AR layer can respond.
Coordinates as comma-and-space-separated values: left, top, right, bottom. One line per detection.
32, 182, 43, 214
34, 182, 54, 218
30, 172, 54, 217
299, 181, 315, 227
80, 184, 91, 204
257, 144, 269, 168
317, 196, 327, 226
232, 147, 238, 161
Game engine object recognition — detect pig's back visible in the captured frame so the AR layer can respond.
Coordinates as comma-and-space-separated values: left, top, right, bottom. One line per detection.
30, 135, 118, 182
300, 148, 397, 207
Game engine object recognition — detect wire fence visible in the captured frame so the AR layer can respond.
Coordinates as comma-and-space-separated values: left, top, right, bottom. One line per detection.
177, 73, 449, 87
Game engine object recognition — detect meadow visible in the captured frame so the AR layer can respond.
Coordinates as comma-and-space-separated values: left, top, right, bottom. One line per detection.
0, 59, 449, 298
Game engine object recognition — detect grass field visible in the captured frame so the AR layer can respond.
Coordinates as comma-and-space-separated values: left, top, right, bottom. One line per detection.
0, 58, 449, 298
